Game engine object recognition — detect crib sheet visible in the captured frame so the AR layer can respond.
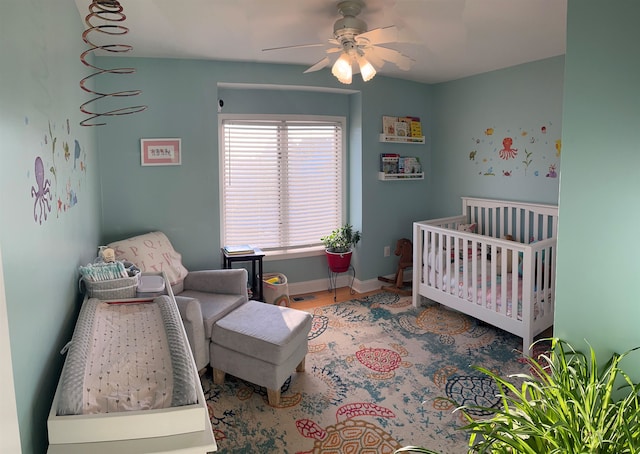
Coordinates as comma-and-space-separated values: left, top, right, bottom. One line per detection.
428, 267, 548, 320
432, 271, 522, 318
56, 296, 197, 416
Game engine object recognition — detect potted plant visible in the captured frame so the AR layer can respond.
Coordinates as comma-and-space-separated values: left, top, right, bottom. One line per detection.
321, 224, 361, 273
394, 338, 640, 454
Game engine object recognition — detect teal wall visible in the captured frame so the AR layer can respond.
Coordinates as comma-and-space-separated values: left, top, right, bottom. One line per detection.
358, 77, 433, 279
430, 56, 564, 217
0, 1, 101, 452
554, 0, 640, 372
96, 58, 433, 282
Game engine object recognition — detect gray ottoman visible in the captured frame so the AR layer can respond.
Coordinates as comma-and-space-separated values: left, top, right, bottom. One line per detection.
210, 300, 312, 406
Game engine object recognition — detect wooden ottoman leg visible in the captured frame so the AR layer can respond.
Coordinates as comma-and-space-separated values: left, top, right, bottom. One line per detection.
267, 388, 280, 406
213, 368, 226, 385
296, 356, 306, 372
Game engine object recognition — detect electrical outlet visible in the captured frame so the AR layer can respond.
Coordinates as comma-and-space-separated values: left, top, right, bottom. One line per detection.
384, 245, 390, 257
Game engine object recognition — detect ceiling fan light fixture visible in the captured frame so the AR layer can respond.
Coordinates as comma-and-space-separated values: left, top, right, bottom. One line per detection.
332, 53, 353, 84
357, 56, 376, 82
270, 0, 411, 82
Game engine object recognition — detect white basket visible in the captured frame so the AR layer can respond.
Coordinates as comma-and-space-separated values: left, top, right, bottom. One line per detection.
82, 274, 139, 300
262, 273, 290, 306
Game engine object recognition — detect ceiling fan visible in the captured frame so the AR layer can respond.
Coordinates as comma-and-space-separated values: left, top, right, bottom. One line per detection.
262, 0, 413, 84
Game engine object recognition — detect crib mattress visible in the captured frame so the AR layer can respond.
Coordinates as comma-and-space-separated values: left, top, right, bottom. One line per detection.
48, 286, 213, 447
432, 271, 522, 319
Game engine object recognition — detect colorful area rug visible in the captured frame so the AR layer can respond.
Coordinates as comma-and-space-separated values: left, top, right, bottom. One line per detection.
200, 292, 541, 453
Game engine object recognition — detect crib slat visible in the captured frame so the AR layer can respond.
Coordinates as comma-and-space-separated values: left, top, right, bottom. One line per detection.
481, 241, 487, 308
459, 234, 466, 299
476, 239, 484, 307
490, 248, 498, 312
444, 231, 452, 294
491, 208, 497, 238
498, 247, 508, 316
502, 205, 507, 239
512, 248, 519, 320
513, 208, 529, 243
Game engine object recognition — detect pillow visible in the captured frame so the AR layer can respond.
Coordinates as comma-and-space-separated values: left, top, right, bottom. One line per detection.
108, 231, 188, 290
457, 223, 477, 233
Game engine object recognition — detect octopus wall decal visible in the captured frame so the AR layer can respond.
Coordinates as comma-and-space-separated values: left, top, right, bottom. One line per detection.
499, 137, 518, 160
469, 123, 559, 179
26, 118, 87, 225
31, 156, 52, 224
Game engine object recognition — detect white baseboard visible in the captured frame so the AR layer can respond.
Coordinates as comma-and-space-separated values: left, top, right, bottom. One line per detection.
287, 272, 408, 297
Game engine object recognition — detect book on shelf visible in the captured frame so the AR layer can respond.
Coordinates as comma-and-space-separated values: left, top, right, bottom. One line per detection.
399, 116, 419, 124
382, 116, 397, 135
410, 121, 422, 138
399, 116, 422, 138
394, 121, 409, 137
402, 156, 422, 174
382, 115, 423, 138
380, 153, 400, 174
223, 244, 255, 255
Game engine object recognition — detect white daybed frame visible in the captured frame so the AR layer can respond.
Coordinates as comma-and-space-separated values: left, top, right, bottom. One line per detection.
47, 272, 217, 454
412, 197, 558, 354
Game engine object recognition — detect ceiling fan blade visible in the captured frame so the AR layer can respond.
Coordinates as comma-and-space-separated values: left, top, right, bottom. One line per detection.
303, 57, 331, 74
326, 47, 342, 54
363, 50, 385, 69
357, 26, 399, 45
262, 42, 325, 52
369, 46, 413, 71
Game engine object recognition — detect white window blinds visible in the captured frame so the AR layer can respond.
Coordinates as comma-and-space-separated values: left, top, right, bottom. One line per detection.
220, 116, 344, 253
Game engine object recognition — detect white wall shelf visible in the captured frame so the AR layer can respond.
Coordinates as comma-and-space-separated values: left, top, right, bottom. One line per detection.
379, 134, 425, 144
378, 172, 424, 181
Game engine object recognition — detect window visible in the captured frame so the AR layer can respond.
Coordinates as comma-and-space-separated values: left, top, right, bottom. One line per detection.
220, 115, 345, 256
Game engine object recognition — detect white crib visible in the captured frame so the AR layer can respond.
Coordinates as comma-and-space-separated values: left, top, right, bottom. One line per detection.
412, 197, 558, 354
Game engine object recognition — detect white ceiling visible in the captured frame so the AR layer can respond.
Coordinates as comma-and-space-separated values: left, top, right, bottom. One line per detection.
75, 0, 567, 84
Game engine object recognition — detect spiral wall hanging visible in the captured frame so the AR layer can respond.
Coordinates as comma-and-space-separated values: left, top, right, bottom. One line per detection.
79, 0, 147, 126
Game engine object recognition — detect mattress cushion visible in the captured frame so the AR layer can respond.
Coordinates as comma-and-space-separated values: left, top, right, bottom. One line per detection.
56, 296, 197, 416
212, 300, 312, 365
179, 290, 247, 339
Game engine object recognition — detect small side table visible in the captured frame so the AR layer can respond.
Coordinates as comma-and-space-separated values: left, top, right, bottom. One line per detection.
221, 247, 265, 301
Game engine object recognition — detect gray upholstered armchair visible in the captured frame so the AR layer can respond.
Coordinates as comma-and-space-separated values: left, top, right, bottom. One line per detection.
108, 232, 249, 372
176, 269, 248, 370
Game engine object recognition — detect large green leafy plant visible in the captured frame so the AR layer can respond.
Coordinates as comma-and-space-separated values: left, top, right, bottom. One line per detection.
395, 338, 640, 454
463, 338, 640, 453
320, 224, 361, 253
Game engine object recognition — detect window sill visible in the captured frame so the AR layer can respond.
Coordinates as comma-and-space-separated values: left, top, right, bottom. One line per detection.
263, 246, 325, 261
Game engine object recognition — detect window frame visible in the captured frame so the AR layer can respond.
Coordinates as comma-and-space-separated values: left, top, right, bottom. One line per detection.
218, 113, 347, 260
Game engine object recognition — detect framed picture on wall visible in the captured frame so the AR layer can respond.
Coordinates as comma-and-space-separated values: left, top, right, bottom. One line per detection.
140, 138, 182, 166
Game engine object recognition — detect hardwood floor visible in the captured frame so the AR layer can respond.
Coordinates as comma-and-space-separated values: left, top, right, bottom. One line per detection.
288, 286, 381, 310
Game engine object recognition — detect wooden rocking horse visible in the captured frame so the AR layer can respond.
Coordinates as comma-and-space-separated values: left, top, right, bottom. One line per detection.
378, 238, 412, 295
